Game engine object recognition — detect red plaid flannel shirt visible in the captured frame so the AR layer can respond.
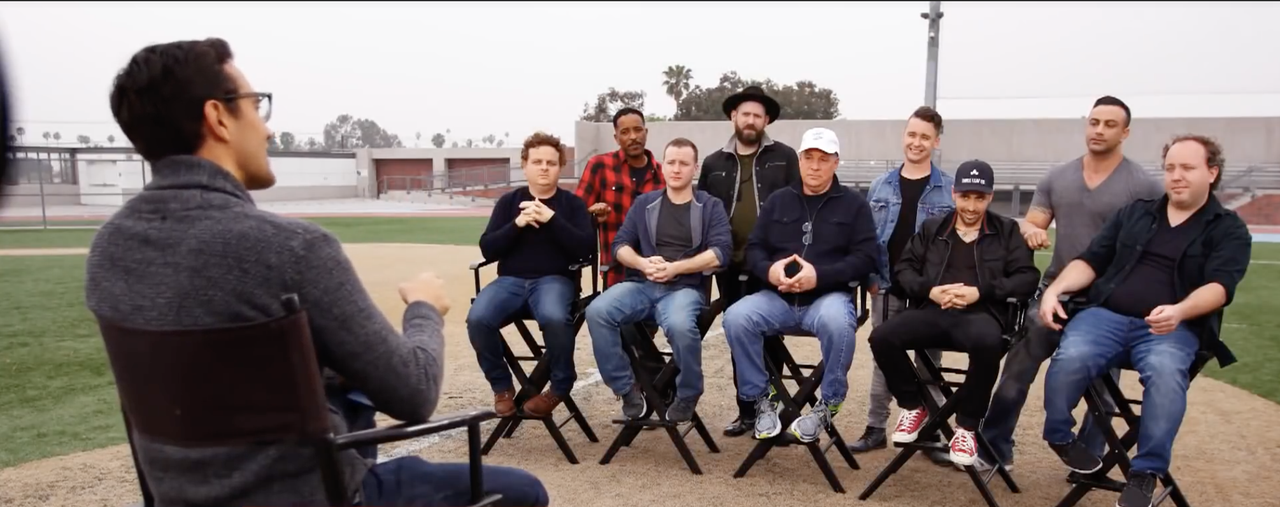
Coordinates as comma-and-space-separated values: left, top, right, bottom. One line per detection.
575, 148, 666, 287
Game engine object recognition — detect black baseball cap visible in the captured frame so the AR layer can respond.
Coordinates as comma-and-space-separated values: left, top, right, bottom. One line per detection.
954, 160, 995, 194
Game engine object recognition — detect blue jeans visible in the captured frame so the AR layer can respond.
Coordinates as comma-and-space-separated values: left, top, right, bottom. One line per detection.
361, 455, 549, 506
1042, 307, 1200, 475
585, 281, 706, 400
980, 296, 1113, 464
466, 275, 577, 396
724, 290, 859, 405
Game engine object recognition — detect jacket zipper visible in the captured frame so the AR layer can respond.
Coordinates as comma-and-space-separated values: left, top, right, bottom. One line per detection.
727, 144, 766, 218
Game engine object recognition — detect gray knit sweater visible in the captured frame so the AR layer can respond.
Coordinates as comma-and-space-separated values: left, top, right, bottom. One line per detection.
84, 155, 445, 506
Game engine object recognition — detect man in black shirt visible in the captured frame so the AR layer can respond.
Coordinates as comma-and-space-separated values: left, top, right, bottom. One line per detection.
851, 106, 956, 460
586, 138, 732, 424
868, 160, 1040, 467
468, 132, 597, 419
1039, 135, 1251, 507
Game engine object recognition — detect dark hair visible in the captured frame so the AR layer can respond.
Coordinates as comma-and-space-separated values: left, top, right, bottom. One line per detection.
612, 107, 645, 129
908, 106, 943, 135
664, 137, 699, 162
521, 131, 568, 167
109, 38, 239, 162
1092, 95, 1132, 127
1163, 134, 1225, 190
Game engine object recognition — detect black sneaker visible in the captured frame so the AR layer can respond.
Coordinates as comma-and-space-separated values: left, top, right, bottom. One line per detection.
1048, 439, 1104, 474
1117, 470, 1157, 507
620, 386, 646, 419
846, 425, 887, 453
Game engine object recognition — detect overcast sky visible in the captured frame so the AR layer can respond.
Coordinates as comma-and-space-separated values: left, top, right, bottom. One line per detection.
1, 1, 1276, 147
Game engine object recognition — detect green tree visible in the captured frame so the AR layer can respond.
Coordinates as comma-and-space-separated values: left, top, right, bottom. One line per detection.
322, 114, 405, 149
662, 65, 694, 110
278, 131, 298, 150
431, 132, 446, 148
671, 69, 840, 121
579, 87, 646, 123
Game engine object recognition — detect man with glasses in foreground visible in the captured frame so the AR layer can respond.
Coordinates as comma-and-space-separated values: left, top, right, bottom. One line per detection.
86, 38, 548, 507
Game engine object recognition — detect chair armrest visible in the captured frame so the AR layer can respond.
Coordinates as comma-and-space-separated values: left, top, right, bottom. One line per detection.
469, 258, 496, 271
334, 408, 497, 451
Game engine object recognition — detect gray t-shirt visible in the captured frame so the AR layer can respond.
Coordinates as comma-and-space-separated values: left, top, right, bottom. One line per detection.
1031, 156, 1164, 280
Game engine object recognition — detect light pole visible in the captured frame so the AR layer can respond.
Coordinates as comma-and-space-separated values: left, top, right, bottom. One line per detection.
922, 1, 943, 162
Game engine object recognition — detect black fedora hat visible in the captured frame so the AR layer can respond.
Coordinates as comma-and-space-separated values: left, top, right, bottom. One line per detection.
722, 85, 781, 124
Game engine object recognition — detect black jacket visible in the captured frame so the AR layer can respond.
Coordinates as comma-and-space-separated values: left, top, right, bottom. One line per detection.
895, 210, 1041, 332
745, 176, 879, 308
1076, 194, 1251, 367
696, 134, 800, 222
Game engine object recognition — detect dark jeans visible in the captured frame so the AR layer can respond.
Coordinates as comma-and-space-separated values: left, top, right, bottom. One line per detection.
360, 456, 549, 507
1043, 307, 1199, 475
465, 275, 577, 396
716, 265, 762, 416
979, 294, 1116, 464
869, 306, 1004, 430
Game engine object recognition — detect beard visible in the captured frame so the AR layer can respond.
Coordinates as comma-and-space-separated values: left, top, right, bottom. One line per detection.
735, 125, 762, 145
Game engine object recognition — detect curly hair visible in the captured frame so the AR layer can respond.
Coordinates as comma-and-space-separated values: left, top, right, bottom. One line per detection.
1163, 134, 1225, 190
521, 131, 568, 167
109, 38, 239, 162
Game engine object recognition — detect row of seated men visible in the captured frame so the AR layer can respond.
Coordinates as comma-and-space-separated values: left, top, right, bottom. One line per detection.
464, 126, 1251, 507
88, 39, 1250, 507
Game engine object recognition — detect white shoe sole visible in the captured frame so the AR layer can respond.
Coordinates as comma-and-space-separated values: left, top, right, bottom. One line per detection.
950, 452, 976, 467
891, 430, 921, 444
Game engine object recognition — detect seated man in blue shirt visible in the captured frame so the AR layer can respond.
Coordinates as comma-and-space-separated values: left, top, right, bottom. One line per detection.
466, 132, 597, 419
723, 127, 880, 443
1038, 134, 1251, 507
585, 137, 732, 423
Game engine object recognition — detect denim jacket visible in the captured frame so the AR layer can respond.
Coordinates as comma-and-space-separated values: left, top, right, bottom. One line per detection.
866, 163, 955, 290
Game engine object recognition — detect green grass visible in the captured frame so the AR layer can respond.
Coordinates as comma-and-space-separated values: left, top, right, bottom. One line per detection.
1, 216, 1278, 468
0, 216, 490, 249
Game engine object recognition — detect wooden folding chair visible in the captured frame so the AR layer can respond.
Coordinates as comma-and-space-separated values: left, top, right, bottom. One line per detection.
597, 268, 723, 474
469, 256, 601, 464
858, 297, 1029, 507
732, 275, 868, 494
100, 294, 501, 507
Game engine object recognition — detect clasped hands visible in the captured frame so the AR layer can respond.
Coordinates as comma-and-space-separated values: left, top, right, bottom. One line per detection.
767, 254, 817, 293
514, 198, 555, 228
639, 256, 684, 283
929, 283, 980, 310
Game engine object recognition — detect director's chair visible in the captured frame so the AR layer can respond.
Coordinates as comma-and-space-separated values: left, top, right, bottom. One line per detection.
732, 274, 867, 494
103, 295, 502, 507
468, 255, 601, 464
1053, 296, 1227, 507
857, 296, 1029, 507
596, 265, 723, 475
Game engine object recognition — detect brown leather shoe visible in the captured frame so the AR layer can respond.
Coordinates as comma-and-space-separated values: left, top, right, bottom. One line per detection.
493, 389, 517, 418
522, 391, 563, 418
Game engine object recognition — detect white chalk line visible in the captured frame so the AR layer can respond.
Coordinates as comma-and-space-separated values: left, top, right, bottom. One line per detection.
377, 327, 728, 462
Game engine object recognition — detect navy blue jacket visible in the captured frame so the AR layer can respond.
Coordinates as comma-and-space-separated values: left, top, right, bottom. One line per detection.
745, 176, 880, 307
1076, 193, 1252, 367
611, 189, 733, 289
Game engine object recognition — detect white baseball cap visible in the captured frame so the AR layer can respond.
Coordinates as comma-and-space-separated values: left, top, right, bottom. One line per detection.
799, 127, 840, 155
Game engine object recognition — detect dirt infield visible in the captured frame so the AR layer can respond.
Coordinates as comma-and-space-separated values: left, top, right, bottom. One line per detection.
3, 243, 1279, 507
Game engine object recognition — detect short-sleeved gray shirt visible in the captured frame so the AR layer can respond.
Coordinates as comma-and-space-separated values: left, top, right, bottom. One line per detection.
1031, 156, 1165, 281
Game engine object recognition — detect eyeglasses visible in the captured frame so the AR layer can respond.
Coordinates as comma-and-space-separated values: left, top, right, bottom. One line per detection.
802, 221, 812, 245
221, 92, 273, 123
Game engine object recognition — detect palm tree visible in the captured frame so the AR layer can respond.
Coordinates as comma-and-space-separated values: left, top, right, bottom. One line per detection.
662, 65, 694, 110
107, 135, 116, 146
43, 132, 51, 143
52, 132, 62, 144
14, 126, 25, 145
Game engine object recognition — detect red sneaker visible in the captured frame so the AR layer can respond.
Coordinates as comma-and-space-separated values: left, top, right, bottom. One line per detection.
950, 427, 978, 466
891, 407, 928, 443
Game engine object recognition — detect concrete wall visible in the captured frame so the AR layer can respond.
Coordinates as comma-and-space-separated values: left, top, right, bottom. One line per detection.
574, 117, 1280, 174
